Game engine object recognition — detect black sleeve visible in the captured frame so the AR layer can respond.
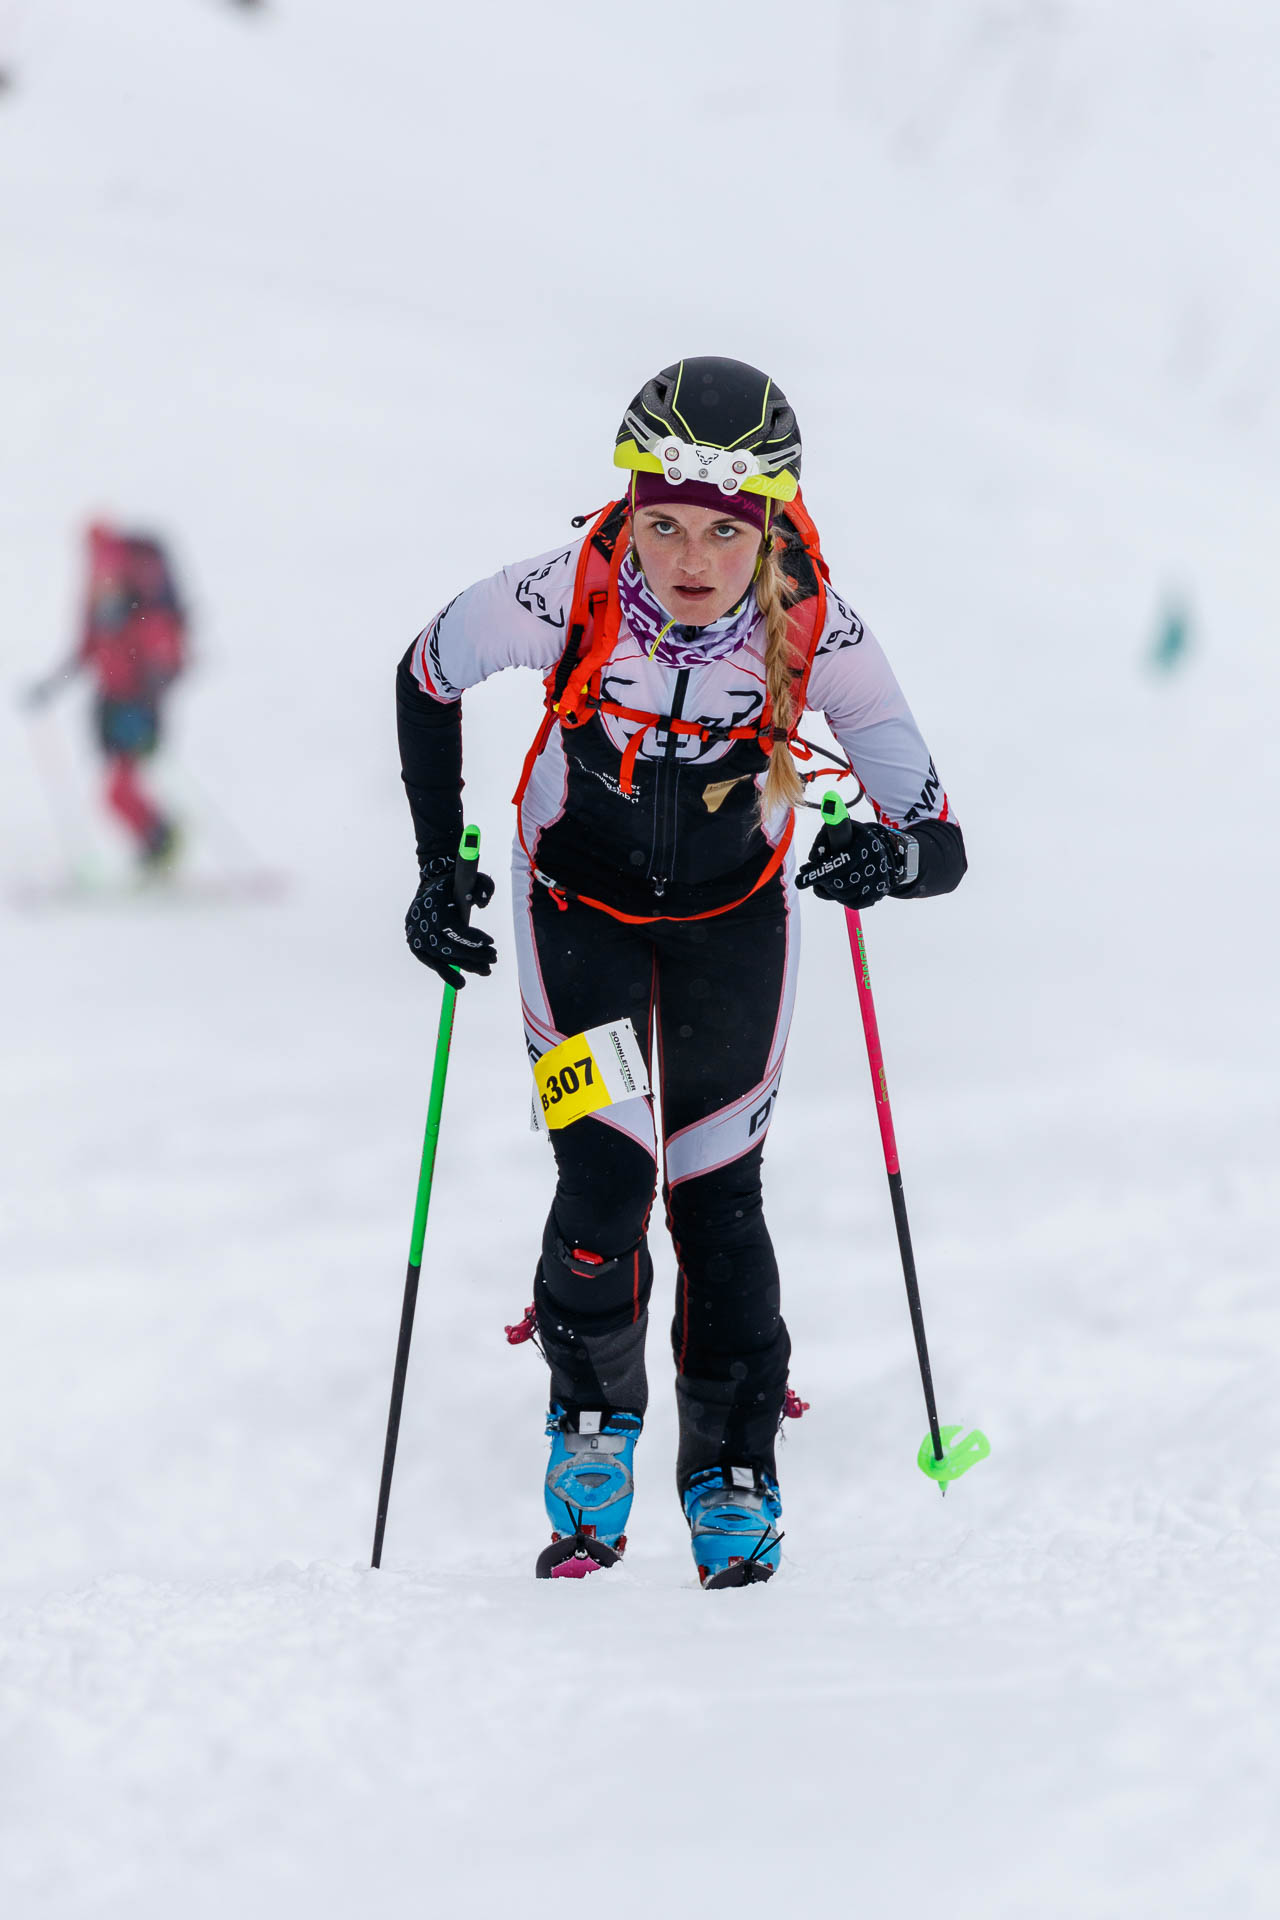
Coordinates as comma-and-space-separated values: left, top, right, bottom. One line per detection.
397, 646, 464, 867
896, 817, 967, 900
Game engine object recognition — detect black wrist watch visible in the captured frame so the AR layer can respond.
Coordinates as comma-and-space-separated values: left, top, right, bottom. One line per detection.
886, 829, 920, 889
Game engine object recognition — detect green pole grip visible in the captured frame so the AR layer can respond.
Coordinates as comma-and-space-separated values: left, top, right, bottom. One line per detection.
820, 788, 853, 851
453, 822, 482, 919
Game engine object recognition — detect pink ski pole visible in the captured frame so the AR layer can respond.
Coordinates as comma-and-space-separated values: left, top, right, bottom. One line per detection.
819, 791, 989, 1492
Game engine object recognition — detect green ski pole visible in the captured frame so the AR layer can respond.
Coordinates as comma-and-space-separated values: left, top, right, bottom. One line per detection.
371, 824, 483, 1568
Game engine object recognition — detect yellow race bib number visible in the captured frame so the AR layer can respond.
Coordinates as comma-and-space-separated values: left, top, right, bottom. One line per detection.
532, 1019, 650, 1132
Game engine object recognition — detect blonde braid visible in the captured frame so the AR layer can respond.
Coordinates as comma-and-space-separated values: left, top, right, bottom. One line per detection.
755, 535, 806, 815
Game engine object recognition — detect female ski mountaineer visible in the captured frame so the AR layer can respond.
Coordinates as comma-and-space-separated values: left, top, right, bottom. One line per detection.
396, 356, 966, 1588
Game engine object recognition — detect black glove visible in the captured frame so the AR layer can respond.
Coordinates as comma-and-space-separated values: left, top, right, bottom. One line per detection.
795, 819, 904, 909
405, 852, 497, 989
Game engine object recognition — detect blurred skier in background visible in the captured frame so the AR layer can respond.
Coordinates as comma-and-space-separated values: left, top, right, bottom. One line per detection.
396, 357, 966, 1587
26, 522, 187, 868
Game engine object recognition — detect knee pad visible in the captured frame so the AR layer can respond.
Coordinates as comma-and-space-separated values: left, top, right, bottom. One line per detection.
536, 1218, 653, 1330
533, 1219, 655, 1419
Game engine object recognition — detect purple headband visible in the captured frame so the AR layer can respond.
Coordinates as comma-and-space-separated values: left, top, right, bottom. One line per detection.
630, 470, 770, 536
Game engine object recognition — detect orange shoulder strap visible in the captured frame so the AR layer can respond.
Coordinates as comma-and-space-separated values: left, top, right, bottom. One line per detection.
511, 498, 626, 835
550, 499, 628, 729
775, 487, 829, 727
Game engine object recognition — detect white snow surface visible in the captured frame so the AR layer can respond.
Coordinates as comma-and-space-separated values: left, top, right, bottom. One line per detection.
2, 3, 1279, 1914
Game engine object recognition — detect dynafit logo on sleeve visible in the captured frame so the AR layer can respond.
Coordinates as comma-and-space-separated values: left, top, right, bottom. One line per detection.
516, 550, 574, 628
427, 612, 462, 700
815, 592, 864, 656
901, 759, 945, 825
415, 593, 462, 698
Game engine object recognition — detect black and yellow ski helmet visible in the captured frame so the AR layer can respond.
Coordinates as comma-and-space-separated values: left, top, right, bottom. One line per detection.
614, 356, 801, 503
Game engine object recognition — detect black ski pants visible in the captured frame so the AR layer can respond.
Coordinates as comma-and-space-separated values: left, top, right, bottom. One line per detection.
519, 869, 798, 1484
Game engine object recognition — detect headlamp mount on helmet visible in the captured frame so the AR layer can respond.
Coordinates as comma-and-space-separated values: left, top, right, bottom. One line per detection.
649, 440, 762, 495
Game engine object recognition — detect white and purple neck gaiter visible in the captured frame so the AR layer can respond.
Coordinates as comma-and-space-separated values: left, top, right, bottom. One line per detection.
617, 550, 761, 669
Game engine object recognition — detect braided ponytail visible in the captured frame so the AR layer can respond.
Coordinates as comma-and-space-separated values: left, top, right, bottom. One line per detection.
755, 536, 805, 816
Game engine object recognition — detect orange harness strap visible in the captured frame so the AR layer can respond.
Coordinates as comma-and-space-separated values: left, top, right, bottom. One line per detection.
567, 812, 796, 926
600, 698, 782, 798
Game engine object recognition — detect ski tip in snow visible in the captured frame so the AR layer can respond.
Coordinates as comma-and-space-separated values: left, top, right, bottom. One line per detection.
535, 1531, 624, 1580
698, 1556, 776, 1591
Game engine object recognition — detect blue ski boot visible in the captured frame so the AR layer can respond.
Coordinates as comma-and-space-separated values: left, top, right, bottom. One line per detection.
683, 1465, 783, 1589
536, 1405, 642, 1580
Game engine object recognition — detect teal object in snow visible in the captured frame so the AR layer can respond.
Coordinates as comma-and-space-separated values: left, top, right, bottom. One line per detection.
1151, 602, 1192, 673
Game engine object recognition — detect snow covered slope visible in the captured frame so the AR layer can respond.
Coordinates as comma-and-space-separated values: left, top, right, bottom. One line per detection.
2, 3, 1278, 1915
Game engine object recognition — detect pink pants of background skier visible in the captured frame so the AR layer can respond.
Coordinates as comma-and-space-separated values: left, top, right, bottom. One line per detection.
104, 755, 160, 846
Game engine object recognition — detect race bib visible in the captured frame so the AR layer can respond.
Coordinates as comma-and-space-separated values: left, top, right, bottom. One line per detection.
532, 1019, 651, 1132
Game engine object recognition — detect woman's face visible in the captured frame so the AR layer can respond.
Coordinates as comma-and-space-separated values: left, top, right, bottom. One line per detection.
631, 501, 762, 626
